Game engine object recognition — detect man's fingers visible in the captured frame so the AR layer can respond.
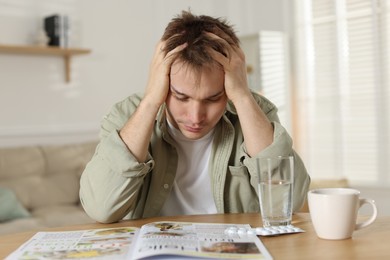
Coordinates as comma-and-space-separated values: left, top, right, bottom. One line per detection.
165, 42, 187, 61
204, 29, 237, 46
207, 47, 229, 68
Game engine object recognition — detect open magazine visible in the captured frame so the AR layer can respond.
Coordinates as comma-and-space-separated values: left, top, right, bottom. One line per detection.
5, 221, 272, 260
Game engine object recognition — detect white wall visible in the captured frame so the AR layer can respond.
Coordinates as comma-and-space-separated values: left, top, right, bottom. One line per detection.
0, 0, 286, 147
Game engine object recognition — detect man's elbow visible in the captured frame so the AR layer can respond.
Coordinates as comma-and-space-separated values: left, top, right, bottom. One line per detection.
79, 196, 124, 224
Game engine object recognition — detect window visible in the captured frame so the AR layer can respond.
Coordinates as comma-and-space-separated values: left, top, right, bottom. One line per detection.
293, 0, 390, 186
241, 31, 292, 133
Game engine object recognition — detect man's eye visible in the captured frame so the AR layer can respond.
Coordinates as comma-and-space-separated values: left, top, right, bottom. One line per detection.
206, 97, 221, 103
175, 96, 188, 102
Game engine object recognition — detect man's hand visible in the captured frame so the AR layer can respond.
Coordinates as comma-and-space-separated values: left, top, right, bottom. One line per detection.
205, 32, 252, 104
144, 39, 187, 109
119, 39, 186, 163
205, 31, 274, 156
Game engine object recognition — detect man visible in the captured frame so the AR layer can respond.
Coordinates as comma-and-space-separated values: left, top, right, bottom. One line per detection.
80, 11, 310, 223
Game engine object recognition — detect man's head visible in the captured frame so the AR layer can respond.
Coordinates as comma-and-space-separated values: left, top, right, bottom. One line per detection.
161, 10, 239, 70
162, 11, 239, 140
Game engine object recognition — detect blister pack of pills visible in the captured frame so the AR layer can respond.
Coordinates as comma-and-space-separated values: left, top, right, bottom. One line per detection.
225, 225, 305, 237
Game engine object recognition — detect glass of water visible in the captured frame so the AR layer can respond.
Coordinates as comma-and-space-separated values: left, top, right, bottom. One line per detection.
257, 156, 294, 227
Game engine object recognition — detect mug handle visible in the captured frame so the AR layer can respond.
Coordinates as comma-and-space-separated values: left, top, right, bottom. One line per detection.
355, 198, 377, 230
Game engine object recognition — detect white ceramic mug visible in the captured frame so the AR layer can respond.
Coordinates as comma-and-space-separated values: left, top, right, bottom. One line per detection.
308, 188, 377, 240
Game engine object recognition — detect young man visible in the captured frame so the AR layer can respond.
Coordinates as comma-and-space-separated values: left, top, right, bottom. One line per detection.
80, 11, 310, 223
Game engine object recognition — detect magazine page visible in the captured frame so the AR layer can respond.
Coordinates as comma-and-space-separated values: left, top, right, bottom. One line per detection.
5, 227, 138, 260
128, 222, 272, 260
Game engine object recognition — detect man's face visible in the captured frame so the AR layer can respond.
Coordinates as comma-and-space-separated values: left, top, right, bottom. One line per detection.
166, 61, 227, 140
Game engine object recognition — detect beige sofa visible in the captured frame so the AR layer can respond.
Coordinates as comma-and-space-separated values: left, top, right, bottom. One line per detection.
0, 141, 98, 235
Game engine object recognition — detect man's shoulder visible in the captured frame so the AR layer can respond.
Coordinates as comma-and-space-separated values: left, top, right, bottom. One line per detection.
112, 93, 143, 111
226, 91, 277, 115
102, 93, 144, 123
251, 91, 278, 113
117, 93, 143, 106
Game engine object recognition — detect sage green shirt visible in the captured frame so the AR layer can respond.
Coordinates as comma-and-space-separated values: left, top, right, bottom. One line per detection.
80, 92, 310, 223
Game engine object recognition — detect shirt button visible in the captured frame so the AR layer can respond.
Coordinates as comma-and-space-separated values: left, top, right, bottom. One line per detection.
163, 184, 169, 189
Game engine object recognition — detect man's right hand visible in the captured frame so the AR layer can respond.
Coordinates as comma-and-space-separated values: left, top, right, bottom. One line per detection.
143, 40, 187, 109
119, 39, 186, 163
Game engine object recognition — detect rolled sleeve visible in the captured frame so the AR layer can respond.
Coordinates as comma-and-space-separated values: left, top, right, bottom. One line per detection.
98, 130, 154, 177
242, 122, 293, 171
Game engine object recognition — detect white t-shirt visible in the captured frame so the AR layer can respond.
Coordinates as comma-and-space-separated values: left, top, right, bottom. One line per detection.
159, 120, 218, 216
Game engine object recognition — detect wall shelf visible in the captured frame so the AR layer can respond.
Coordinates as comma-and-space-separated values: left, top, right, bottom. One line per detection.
0, 44, 91, 83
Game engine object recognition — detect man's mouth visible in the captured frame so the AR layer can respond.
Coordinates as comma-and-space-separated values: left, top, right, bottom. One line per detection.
184, 125, 203, 133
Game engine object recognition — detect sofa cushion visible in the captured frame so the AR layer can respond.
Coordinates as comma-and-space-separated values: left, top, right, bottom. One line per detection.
32, 205, 94, 227
0, 141, 98, 235
0, 146, 45, 179
0, 205, 94, 235
0, 142, 97, 210
0, 217, 46, 235
0, 146, 45, 209
0, 187, 30, 222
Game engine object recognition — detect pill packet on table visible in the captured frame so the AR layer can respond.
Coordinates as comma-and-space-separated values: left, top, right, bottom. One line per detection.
225, 225, 305, 237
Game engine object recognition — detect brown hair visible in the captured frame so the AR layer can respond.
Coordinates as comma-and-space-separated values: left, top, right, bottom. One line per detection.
162, 10, 239, 69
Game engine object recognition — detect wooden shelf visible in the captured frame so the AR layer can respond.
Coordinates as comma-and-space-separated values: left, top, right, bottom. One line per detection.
0, 44, 91, 83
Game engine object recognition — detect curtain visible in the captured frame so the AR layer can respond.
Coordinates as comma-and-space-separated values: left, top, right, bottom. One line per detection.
294, 0, 390, 185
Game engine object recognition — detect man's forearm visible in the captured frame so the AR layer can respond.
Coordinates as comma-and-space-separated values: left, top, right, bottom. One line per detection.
119, 98, 161, 163
233, 94, 274, 157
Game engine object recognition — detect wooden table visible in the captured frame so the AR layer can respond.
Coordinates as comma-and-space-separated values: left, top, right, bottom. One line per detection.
0, 213, 389, 259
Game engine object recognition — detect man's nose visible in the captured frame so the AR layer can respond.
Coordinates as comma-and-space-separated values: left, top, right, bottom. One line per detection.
189, 101, 205, 124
